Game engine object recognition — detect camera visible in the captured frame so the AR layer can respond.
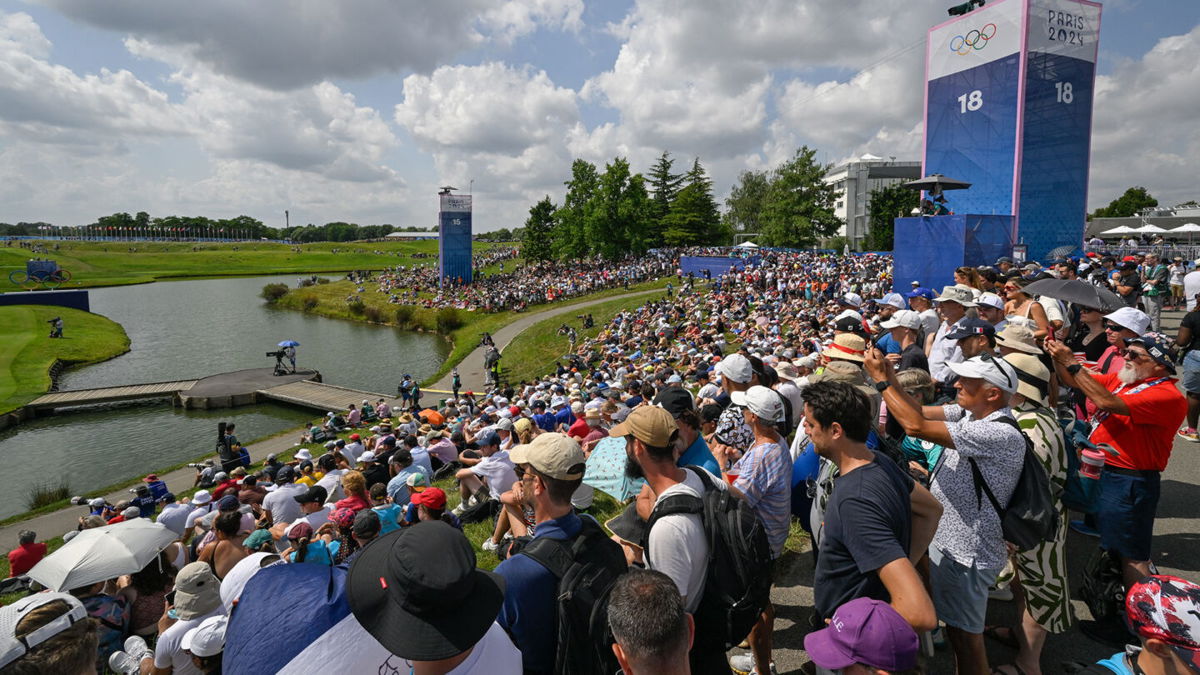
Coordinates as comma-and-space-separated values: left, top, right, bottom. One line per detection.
188, 463, 207, 470
266, 350, 285, 358
70, 495, 86, 506
46, 317, 60, 324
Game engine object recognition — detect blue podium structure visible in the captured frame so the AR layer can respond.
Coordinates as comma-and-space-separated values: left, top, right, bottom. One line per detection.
892, 215, 1015, 293
921, 0, 1101, 262
437, 191, 472, 288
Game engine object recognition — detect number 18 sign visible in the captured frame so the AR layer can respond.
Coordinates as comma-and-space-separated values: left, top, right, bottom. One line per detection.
923, 0, 1101, 262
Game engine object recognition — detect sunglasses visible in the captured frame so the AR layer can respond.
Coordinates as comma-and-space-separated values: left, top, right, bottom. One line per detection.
1122, 349, 1151, 362
1104, 322, 1126, 332
978, 351, 1016, 391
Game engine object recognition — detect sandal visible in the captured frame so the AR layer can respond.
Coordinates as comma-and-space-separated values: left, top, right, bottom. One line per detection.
983, 625, 1019, 650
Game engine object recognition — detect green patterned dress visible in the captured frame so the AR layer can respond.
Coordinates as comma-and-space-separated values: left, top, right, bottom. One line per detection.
1012, 403, 1074, 633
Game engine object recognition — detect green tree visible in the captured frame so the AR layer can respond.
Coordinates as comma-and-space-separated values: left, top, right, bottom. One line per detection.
585, 158, 653, 258
646, 151, 683, 246
758, 147, 842, 248
522, 196, 556, 261
723, 169, 770, 237
662, 159, 722, 246
552, 159, 599, 260
863, 183, 920, 251
1091, 186, 1158, 219
134, 211, 150, 229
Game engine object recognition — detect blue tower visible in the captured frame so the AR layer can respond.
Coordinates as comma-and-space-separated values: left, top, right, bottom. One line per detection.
437, 189, 472, 288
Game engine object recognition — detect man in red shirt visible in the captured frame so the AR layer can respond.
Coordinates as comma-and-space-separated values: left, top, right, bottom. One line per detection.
7, 530, 46, 577
1047, 334, 1186, 589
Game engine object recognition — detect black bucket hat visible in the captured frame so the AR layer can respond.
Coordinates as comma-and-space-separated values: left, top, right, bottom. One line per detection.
346, 521, 504, 661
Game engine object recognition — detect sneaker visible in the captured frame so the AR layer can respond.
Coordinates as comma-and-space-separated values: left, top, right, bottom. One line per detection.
123, 636, 152, 661
451, 503, 466, 516
108, 651, 143, 675
1070, 520, 1100, 537
481, 539, 500, 553
728, 653, 777, 675
1178, 428, 1199, 442
988, 584, 1014, 601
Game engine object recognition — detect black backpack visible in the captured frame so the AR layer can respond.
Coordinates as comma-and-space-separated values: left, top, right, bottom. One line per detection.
521, 515, 628, 675
968, 416, 1059, 552
644, 466, 774, 649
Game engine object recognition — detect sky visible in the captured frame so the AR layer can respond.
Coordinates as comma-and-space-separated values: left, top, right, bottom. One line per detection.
1, 0, 1197, 232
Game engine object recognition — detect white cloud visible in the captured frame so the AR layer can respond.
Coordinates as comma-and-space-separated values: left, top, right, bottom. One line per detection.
481, 0, 585, 43
1088, 24, 1200, 208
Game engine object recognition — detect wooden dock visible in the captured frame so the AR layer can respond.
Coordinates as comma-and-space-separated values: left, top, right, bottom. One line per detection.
257, 380, 400, 412
27, 380, 199, 410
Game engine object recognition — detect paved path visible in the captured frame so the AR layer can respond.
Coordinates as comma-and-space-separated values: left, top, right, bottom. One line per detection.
429, 288, 663, 393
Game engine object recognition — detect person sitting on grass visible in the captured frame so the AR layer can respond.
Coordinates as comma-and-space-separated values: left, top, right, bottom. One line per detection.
452, 429, 516, 516
7, 529, 47, 578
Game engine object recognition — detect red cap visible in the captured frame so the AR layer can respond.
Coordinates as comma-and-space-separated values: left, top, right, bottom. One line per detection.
143, 474, 158, 482
410, 487, 447, 510
349, 433, 360, 441
509, 405, 521, 416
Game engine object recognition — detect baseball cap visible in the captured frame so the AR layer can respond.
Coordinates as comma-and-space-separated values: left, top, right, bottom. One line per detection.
509, 433, 586, 480
1106, 306, 1152, 335
275, 465, 297, 483
1125, 333, 1178, 374
833, 314, 866, 333
934, 284, 977, 307
875, 292, 906, 310
143, 474, 159, 482
652, 387, 695, 416
495, 417, 514, 431
0, 593, 89, 669
1125, 575, 1200, 672
976, 292, 1005, 310
609, 405, 678, 447
293, 485, 328, 505
217, 495, 240, 512
174, 562, 222, 620
946, 354, 1019, 393
181, 615, 227, 658
905, 287, 936, 300
358, 451, 378, 463
945, 317, 996, 340
730, 385, 785, 423
122, 506, 141, 519
473, 429, 500, 448
88, 497, 106, 508
410, 487, 448, 510
879, 309, 921, 331
839, 292, 864, 308
804, 598, 918, 672
405, 472, 429, 490
717, 353, 753, 384
352, 509, 381, 538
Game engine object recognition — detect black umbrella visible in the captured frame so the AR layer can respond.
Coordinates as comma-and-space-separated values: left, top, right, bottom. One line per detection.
1046, 244, 1078, 260
903, 173, 972, 197
1023, 278, 1124, 312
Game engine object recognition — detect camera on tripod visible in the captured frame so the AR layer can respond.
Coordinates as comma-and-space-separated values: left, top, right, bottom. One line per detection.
266, 349, 286, 358
187, 463, 207, 470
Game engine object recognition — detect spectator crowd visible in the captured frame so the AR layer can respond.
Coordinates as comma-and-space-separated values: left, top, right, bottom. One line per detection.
4, 247, 1199, 675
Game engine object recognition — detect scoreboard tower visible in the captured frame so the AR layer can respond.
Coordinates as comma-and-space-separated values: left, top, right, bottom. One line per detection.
438, 191, 472, 289
923, 0, 1101, 261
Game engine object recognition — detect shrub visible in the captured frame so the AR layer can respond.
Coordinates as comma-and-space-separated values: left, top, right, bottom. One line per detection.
394, 305, 414, 327
26, 479, 70, 510
301, 294, 320, 311
436, 307, 464, 333
316, 277, 331, 285
363, 305, 383, 323
297, 277, 316, 288
348, 299, 366, 315
260, 283, 289, 302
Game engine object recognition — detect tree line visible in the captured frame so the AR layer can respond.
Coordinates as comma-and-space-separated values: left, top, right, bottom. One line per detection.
0, 213, 436, 243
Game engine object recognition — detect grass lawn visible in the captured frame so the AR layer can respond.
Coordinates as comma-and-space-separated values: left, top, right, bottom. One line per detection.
0, 240, 511, 289
500, 290, 673, 384
273, 277, 673, 387
0, 305, 130, 415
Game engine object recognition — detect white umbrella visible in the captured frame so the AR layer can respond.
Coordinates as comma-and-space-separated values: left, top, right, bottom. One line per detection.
1099, 225, 1138, 236
27, 520, 178, 591
1137, 224, 1167, 234
1168, 223, 1200, 235
735, 241, 759, 248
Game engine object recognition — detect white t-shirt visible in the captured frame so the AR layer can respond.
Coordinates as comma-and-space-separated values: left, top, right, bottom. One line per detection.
470, 450, 518, 499
647, 469, 723, 613
154, 606, 225, 675
157, 503, 191, 536
1185, 271, 1200, 310
316, 469, 346, 503
262, 483, 307, 525
284, 505, 332, 539
342, 442, 364, 464
918, 308, 941, 339
184, 503, 215, 532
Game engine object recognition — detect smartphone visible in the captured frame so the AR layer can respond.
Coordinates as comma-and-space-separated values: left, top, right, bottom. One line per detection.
166, 590, 176, 606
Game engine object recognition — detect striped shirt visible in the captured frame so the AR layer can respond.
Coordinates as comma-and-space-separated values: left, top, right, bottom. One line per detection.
733, 440, 793, 558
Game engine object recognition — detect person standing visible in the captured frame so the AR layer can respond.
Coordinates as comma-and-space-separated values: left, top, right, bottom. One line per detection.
1141, 253, 1168, 331
1175, 292, 1200, 442
927, 285, 975, 390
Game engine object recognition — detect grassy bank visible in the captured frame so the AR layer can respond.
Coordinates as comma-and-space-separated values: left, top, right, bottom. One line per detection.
0, 305, 130, 416
0, 240, 513, 289
272, 278, 673, 387
501, 291, 672, 383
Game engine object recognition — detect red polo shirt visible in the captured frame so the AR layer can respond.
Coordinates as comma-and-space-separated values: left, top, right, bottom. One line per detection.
1089, 371, 1186, 471
8, 542, 47, 577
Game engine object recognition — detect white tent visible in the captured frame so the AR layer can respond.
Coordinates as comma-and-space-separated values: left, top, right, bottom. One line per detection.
1167, 223, 1200, 235
1099, 226, 1139, 236
1137, 224, 1167, 234
735, 241, 760, 248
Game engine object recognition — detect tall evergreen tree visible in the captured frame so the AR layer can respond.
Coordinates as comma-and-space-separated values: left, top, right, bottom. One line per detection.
646, 151, 683, 246
662, 159, 721, 245
552, 159, 599, 260
759, 146, 842, 248
522, 196, 556, 261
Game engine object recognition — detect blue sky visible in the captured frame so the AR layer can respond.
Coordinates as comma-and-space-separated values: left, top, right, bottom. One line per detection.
1, 0, 1197, 232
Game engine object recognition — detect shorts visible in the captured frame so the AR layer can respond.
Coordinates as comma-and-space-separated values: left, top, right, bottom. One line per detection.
1181, 351, 1200, 394
928, 547, 999, 633
1098, 468, 1161, 562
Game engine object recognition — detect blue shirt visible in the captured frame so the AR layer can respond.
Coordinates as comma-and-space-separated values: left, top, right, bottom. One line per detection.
409, 445, 434, 477
288, 539, 339, 566
386, 467, 421, 505
532, 412, 557, 433
677, 434, 720, 475
875, 332, 902, 355
372, 504, 404, 533
554, 407, 575, 430
496, 512, 583, 675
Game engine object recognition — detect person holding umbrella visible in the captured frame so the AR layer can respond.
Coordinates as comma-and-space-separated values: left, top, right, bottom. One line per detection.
278, 340, 299, 373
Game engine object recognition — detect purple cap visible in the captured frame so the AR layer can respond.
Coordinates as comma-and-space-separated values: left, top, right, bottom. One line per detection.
803, 598, 918, 672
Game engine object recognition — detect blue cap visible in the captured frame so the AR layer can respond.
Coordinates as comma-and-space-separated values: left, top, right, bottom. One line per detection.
1124, 332, 1177, 374
874, 292, 906, 309
905, 288, 935, 300
945, 317, 996, 340
474, 429, 501, 447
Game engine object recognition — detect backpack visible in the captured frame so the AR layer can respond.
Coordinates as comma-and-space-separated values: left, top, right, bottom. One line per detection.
521, 516, 627, 675
643, 466, 774, 649
968, 416, 1059, 552
1080, 547, 1126, 622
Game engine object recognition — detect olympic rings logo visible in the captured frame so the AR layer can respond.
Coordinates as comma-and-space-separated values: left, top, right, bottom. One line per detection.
949, 23, 997, 55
